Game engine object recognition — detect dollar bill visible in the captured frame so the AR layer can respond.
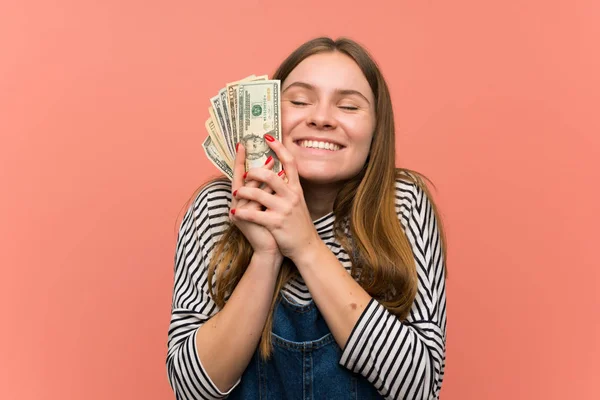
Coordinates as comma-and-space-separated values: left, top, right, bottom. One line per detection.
226, 75, 255, 144
237, 80, 282, 173
208, 107, 232, 162
226, 75, 268, 144
218, 88, 234, 150
205, 117, 232, 166
202, 136, 233, 180
210, 93, 235, 158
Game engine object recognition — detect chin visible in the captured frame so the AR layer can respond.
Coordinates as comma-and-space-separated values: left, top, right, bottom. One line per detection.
297, 166, 352, 186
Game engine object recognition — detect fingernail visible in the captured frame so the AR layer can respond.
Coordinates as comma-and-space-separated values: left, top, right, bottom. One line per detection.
236, 143, 240, 152
230, 209, 236, 215
233, 190, 237, 197
264, 156, 273, 165
278, 169, 285, 177
264, 134, 275, 142
243, 172, 248, 179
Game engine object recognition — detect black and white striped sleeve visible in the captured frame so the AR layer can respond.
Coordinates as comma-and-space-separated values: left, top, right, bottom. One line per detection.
339, 180, 447, 399
166, 183, 240, 399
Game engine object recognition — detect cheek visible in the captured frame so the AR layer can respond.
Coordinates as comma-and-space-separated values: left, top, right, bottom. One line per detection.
342, 119, 374, 148
351, 130, 375, 166
281, 107, 305, 138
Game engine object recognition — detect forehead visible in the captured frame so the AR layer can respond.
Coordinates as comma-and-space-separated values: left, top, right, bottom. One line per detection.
283, 52, 373, 99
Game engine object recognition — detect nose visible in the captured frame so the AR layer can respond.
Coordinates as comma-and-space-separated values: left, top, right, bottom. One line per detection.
307, 103, 337, 130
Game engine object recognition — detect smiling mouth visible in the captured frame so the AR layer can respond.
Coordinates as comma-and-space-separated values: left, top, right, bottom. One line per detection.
295, 140, 343, 151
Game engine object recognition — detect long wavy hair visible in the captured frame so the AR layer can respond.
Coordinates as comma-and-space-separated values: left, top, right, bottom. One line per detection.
179, 37, 447, 359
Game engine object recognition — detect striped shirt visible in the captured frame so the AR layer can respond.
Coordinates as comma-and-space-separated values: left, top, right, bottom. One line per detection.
166, 175, 447, 399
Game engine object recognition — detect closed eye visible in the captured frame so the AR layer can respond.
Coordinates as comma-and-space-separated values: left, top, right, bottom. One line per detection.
290, 101, 309, 106
339, 106, 359, 110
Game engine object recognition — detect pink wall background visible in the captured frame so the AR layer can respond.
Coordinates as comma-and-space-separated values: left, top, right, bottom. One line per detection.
1, 1, 598, 399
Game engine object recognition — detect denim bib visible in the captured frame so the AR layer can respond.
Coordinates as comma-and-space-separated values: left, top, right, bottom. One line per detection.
228, 292, 383, 399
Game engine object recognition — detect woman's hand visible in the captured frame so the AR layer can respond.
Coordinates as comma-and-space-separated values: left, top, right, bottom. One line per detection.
231, 134, 321, 263
229, 144, 282, 260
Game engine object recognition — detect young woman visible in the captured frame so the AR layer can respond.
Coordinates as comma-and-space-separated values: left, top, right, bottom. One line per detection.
167, 37, 447, 399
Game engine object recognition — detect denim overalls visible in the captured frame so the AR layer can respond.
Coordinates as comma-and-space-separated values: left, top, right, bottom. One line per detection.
228, 291, 383, 399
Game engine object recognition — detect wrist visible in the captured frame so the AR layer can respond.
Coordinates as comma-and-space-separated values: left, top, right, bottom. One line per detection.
251, 251, 284, 272
289, 240, 329, 270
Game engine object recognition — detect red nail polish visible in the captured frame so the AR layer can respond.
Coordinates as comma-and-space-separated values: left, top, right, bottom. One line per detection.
243, 172, 248, 179
264, 134, 275, 142
233, 190, 237, 197
230, 209, 236, 215
264, 156, 273, 165
236, 143, 240, 152
278, 169, 285, 177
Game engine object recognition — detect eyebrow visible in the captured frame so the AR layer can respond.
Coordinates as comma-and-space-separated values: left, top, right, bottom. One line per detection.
282, 81, 371, 105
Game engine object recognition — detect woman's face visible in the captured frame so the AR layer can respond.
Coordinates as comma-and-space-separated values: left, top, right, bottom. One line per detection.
281, 52, 376, 185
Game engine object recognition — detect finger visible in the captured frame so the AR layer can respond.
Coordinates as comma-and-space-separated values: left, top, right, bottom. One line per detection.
237, 154, 276, 208
230, 207, 279, 229
231, 144, 272, 210
234, 182, 274, 211
256, 155, 277, 191
278, 169, 289, 184
263, 133, 299, 187
243, 168, 289, 196
235, 187, 281, 211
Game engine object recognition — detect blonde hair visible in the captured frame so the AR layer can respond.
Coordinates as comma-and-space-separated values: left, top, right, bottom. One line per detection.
181, 37, 447, 359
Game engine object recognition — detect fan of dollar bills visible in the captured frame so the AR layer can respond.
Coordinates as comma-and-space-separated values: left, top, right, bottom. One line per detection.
202, 75, 283, 180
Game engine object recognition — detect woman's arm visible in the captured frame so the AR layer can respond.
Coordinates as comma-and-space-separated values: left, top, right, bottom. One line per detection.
293, 181, 447, 399
292, 242, 373, 348
166, 184, 282, 399
195, 251, 282, 393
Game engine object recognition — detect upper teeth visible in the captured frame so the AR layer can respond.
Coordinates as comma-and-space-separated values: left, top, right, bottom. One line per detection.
299, 140, 341, 151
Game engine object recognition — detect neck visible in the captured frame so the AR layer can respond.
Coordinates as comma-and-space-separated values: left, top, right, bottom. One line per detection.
301, 179, 344, 221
